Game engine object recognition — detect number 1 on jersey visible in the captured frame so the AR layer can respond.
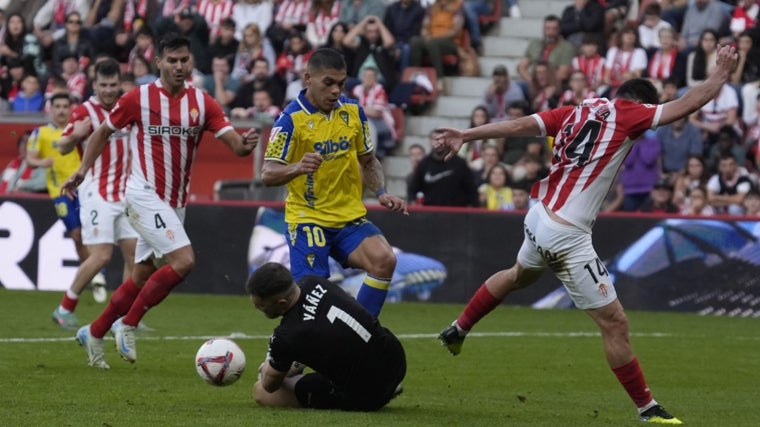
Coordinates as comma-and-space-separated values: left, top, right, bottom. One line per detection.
326, 306, 372, 342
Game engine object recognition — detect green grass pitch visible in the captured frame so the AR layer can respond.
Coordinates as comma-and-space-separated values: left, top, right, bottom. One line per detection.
1, 288, 758, 427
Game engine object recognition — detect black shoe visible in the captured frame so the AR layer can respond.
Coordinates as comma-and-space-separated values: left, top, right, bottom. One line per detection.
438, 322, 466, 356
639, 405, 683, 424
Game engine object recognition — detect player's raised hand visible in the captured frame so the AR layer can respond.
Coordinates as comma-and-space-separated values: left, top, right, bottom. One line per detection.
299, 152, 323, 174
60, 170, 85, 199
378, 193, 408, 215
433, 128, 465, 161
715, 43, 738, 75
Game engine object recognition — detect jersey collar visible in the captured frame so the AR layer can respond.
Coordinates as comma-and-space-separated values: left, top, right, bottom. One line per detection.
296, 89, 343, 117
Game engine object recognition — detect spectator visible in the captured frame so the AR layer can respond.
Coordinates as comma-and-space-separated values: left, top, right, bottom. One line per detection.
730, 30, 759, 86
11, 73, 44, 112
232, 57, 286, 110
505, 180, 535, 211
742, 188, 760, 216
621, 131, 661, 211
517, 14, 575, 84
210, 17, 240, 69
0, 13, 47, 79
481, 64, 525, 122
51, 52, 86, 101
43, 76, 68, 112
501, 100, 546, 167
745, 93, 760, 155
681, 185, 715, 215
352, 67, 396, 159
275, 31, 312, 84
659, 76, 679, 103
230, 88, 281, 121
51, 11, 93, 77
322, 22, 354, 73
0, 56, 24, 103
478, 163, 513, 210
559, 0, 604, 49
473, 143, 502, 186
638, 2, 672, 53
406, 143, 426, 200
646, 27, 685, 90
686, 29, 718, 88
730, 0, 759, 39
132, 55, 158, 85
656, 116, 703, 176
638, 178, 679, 213
0, 131, 46, 194
673, 154, 710, 208
689, 82, 739, 152
741, 80, 760, 128
602, 0, 630, 38
383, 0, 425, 71
680, 0, 728, 51
528, 61, 558, 112
120, 71, 137, 93
603, 26, 647, 97
459, 105, 500, 171
339, 0, 386, 28
571, 34, 606, 93
706, 125, 747, 174
33, 0, 90, 49
408, 129, 479, 207
266, 0, 310, 54
558, 69, 597, 106
155, 7, 211, 73
512, 152, 548, 189
602, 173, 624, 212
232, 0, 273, 41
707, 153, 754, 214
408, 0, 464, 84
342, 14, 397, 92
196, 0, 235, 43
127, 25, 156, 74
305, 0, 341, 48
231, 23, 277, 84
204, 53, 240, 114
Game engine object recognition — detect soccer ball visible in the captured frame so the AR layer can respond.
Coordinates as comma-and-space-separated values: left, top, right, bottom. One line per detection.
195, 338, 246, 386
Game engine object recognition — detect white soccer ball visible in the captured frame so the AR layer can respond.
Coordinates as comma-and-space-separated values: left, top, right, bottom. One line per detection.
195, 338, 246, 386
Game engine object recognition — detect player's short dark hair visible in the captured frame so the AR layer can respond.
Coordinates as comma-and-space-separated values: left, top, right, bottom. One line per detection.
616, 78, 659, 105
50, 92, 72, 105
246, 262, 296, 298
307, 47, 346, 73
158, 32, 191, 56
95, 58, 121, 78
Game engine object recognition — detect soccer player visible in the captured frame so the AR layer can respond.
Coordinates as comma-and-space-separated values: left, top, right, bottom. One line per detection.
52, 58, 139, 330
61, 33, 259, 369
248, 262, 406, 411
435, 44, 740, 425
261, 47, 407, 318
25, 92, 98, 328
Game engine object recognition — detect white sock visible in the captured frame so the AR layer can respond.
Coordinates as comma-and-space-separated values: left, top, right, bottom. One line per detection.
638, 399, 658, 414
66, 289, 79, 300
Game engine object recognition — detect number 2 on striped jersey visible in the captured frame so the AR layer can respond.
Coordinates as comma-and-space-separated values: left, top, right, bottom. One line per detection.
562, 120, 602, 167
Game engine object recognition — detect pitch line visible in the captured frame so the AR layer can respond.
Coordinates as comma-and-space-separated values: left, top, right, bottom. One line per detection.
0, 331, 675, 344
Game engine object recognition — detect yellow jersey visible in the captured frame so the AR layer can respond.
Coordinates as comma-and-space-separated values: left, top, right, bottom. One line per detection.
266, 90, 373, 228
27, 123, 81, 198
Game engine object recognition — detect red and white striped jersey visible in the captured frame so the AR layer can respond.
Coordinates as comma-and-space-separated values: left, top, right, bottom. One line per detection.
274, 0, 310, 27
106, 80, 234, 207
531, 98, 663, 231
197, 0, 235, 39
307, 1, 340, 46
572, 54, 605, 88
63, 96, 131, 202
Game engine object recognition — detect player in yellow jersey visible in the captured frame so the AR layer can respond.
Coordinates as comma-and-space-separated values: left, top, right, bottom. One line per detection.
26, 93, 94, 328
262, 48, 407, 317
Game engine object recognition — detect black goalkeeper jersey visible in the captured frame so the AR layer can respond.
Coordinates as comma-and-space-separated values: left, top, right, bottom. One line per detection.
267, 275, 405, 389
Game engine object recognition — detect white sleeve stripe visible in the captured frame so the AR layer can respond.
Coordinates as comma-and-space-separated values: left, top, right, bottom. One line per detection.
651, 104, 663, 129
105, 115, 118, 131
531, 114, 547, 136
215, 126, 235, 138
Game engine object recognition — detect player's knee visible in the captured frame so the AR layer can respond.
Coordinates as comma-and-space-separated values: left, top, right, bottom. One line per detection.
90, 249, 113, 268
370, 249, 396, 276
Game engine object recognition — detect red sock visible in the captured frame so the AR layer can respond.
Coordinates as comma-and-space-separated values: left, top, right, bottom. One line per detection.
61, 293, 78, 312
90, 278, 141, 338
122, 265, 183, 327
612, 357, 653, 408
456, 283, 502, 331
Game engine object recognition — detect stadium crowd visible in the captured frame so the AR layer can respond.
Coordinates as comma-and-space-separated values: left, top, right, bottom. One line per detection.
2, 0, 760, 216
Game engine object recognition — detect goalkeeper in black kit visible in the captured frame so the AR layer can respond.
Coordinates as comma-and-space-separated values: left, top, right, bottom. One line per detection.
248, 262, 406, 411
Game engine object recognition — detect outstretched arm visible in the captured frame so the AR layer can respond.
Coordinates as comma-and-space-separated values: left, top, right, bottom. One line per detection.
659, 45, 738, 126
434, 115, 541, 161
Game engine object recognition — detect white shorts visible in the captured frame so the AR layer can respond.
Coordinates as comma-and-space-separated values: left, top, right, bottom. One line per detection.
79, 191, 139, 245
125, 187, 190, 263
517, 203, 617, 309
